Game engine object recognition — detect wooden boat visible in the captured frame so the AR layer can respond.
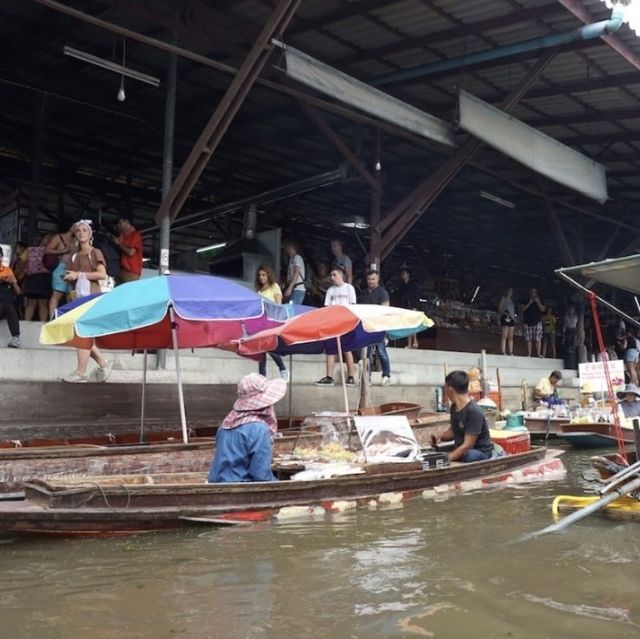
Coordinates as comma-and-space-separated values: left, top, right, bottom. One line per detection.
524, 417, 568, 440
558, 422, 635, 448
0, 412, 448, 495
0, 447, 565, 536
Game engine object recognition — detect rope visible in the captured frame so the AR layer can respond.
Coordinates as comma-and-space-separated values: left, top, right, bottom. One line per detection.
587, 291, 627, 463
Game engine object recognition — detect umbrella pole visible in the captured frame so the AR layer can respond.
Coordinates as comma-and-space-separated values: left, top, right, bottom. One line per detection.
139, 349, 148, 443
336, 337, 349, 414
169, 306, 189, 444
287, 354, 293, 430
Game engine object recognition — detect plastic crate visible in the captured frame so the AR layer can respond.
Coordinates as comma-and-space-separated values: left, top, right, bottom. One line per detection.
489, 428, 531, 454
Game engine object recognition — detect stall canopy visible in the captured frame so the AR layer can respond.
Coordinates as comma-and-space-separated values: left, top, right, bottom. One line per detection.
457, 89, 608, 203
556, 254, 640, 296
278, 43, 456, 147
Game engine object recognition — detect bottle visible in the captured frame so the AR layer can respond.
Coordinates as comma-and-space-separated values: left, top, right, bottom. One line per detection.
435, 386, 444, 412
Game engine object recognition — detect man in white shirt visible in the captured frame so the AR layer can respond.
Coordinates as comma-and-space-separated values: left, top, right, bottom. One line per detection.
315, 266, 357, 386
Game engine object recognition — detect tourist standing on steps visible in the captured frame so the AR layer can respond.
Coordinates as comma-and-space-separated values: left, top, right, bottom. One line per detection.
398, 268, 421, 348
0, 245, 21, 348
330, 239, 353, 284
315, 266, 357, 386
61, 220, 113, 384
114, 216, 143, 284
254, 265, 289, 382
358, 269, 392, 386
522, 288, 545, 357
283, 240, 306, 305
498, 287, 516, 356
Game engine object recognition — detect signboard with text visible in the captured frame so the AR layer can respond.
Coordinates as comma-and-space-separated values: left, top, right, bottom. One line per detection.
578, 360, 625, 392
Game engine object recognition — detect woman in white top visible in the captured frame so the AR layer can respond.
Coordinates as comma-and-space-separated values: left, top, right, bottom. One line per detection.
254, 266, 288, 381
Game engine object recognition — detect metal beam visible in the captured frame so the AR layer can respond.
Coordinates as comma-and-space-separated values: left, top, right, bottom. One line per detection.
378, 50, 557, 260
557, 0, 640, 70
539, 180, 576, 265
297, 99, 377, 189
154, 0, 301, 223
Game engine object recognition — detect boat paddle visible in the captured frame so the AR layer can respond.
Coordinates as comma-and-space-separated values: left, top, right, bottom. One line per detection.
523, 474, 640, 540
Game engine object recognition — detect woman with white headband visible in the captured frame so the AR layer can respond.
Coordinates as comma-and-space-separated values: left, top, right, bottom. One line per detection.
61, 219, 113, 383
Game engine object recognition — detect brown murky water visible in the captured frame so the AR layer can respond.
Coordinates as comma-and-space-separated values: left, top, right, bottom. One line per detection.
2, 448, 639, 638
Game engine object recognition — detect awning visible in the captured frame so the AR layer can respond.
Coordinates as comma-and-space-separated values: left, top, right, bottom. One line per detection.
277, 44, 456, 147
556, 254, 640, 296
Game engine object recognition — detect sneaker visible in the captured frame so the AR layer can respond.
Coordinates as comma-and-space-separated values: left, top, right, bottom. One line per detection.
62, 370, 89, 383
279, 369, 290, 382
380, 376, 391, 386
7, 336, 20, 348
346, 376, 356, 386
314, 376, 334, 386
94, 360, 114, 383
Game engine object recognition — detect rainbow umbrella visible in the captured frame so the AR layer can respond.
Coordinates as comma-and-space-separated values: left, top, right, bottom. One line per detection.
235, 304, 434, 413
40, 274, 292, 443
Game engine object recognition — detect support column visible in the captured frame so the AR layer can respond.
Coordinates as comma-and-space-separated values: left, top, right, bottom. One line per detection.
369, 128, 382, 271
28, 97, 45, 244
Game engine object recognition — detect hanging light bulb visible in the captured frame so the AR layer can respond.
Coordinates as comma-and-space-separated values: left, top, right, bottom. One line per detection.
117, 76, 126, 102
116, 38, 126, 102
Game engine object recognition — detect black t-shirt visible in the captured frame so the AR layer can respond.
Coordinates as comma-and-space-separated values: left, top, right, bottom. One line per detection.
522, 299, 544, 326
358, 286, 389, 305
449, 401, 493, 456
398, 280, 420, 309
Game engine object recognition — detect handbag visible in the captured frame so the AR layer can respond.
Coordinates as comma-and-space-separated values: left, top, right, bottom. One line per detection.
99, 275, 115, 293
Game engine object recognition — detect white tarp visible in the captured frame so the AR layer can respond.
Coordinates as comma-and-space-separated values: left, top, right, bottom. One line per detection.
557, 254, 640, 295
280, 44, 456, 147
457, 89, 608, 203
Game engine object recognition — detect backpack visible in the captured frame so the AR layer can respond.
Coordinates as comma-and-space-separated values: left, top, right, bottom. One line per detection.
26, 246, 49, 275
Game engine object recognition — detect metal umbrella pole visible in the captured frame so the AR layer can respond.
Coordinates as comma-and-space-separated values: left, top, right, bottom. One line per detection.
287, 354, 294, 429
169, 306, 189, 444
336, 337, 350, 414
139, 349, 148, 443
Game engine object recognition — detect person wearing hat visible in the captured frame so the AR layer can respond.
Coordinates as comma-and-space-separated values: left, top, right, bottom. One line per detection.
617, 383, 640, 419
208, 373, 287, 483
533, 370, 563, 403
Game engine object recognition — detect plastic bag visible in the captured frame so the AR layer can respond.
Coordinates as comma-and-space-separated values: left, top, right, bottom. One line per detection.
75, 272, 91, 298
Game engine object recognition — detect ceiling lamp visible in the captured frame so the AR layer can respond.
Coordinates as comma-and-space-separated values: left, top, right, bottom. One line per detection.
63, 45, 161, 87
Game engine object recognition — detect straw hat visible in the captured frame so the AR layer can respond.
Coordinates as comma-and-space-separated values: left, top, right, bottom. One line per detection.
616, 383, 640, 400
233, 373, 287, 411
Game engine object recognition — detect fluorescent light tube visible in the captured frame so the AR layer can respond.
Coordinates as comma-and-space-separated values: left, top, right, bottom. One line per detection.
196, 242, 227, 254
63, 46, 160, 87
479, 191, 516, 209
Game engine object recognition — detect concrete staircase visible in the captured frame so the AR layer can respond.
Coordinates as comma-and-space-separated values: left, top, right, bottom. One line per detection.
0, 320, 578, 433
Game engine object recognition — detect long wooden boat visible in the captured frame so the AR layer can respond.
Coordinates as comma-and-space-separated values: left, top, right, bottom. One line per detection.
0, 447, 565, 536
524, 417, 568, 440
0, 412, 448, 495
558, 422, 635, 448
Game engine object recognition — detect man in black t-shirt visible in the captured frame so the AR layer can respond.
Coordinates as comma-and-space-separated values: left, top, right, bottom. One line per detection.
358, 269, 391, 385
434, 370, 493, 462
522, 288, 545, 357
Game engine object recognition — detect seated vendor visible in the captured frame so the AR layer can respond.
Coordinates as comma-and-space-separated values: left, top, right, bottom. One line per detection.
617, 383, 640, 419
208, 373, 287, 483
434, 370, 493, 463
534, 370, 562, 403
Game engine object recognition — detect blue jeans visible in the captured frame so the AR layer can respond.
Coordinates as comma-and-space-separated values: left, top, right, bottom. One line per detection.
259, 353, 286, 376
461, 449, 492, 463
374, 341, 391, 377
289, 289, 306, 305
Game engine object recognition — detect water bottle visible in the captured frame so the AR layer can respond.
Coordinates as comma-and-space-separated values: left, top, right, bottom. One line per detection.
435, 386, 445, 412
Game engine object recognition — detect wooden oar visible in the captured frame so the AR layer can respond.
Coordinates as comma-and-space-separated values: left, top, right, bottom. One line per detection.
525, 474, 640, 539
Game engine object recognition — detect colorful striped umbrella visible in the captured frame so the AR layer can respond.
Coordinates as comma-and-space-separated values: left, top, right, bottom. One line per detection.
235, 304, 434, 356
39, 274, 294, 443
41, 274, 290, 349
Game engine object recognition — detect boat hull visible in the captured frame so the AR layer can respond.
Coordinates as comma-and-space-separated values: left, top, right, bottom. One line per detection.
553, 494, 640, 522
558, 423, 634, 448
0, 415, 449, 494
0, 448, 565, 536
